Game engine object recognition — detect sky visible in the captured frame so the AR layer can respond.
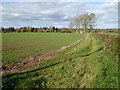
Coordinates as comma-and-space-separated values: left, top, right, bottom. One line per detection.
0, 0, 119, 28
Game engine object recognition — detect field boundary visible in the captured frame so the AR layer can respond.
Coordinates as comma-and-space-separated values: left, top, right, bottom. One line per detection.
26, 45, 104, 74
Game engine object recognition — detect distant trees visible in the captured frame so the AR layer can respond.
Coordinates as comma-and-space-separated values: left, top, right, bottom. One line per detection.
69, 13, 96, 32
1, 27, 5, 32
1, 26, 118, 33
1, 26, 61, 33
2, 27, 15, 32
60, 27, 71, 33
49, 25, 56, 32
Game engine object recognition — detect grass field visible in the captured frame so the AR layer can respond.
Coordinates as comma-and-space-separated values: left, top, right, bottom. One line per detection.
2, 32, 119, 88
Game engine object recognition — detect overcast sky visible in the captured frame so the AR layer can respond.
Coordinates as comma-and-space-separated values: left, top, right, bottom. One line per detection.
1, 0, 119, 28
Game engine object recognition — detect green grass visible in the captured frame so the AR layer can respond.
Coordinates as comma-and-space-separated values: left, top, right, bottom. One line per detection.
2, 32, 84, 62
2, 33, 118, 88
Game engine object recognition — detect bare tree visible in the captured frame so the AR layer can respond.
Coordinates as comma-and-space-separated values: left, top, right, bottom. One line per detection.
69, 17, 82, 33
87, 13, 96, 31
69, 13, 96, 32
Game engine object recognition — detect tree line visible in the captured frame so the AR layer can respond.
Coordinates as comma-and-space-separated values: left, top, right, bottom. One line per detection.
1, 26, 118, 33
1, 26, 72, 33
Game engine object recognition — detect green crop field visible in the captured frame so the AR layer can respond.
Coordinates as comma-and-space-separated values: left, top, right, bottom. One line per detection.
2, 32, 119, 89
2, 32, 84, 62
